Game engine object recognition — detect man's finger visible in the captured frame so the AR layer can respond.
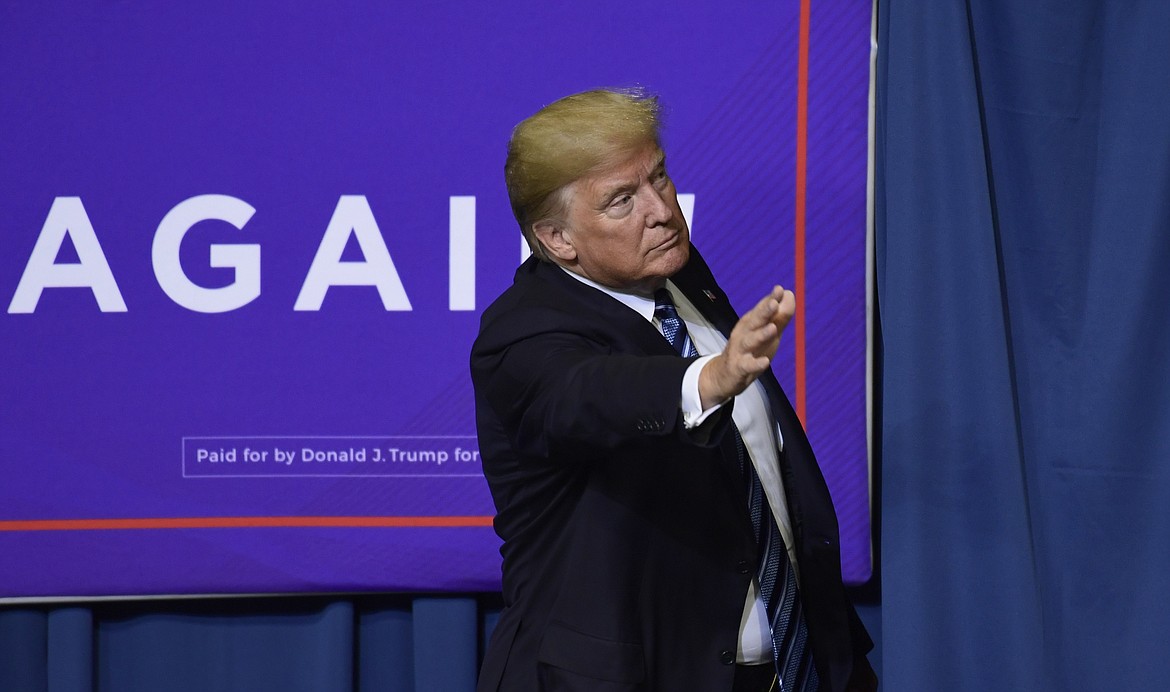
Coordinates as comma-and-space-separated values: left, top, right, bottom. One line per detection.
738, 321, 779, 355
769, 289, 796, 330
740, 292, 780, 329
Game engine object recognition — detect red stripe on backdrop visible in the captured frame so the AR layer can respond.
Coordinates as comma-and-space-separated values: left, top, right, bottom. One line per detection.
0, 516, 495, 531
793, 0, 812, 425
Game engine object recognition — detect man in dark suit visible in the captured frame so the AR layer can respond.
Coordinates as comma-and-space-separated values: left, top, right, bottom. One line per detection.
472, 89, 875, 692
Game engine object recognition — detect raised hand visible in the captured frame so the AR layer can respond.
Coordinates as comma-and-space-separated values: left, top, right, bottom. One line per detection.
698, 286, 794, 409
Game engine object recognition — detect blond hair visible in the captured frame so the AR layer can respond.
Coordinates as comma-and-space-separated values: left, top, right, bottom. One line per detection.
505, 88, 663, 261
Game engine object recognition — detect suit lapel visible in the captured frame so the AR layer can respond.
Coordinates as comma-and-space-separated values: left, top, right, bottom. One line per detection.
670, 249, 739, 337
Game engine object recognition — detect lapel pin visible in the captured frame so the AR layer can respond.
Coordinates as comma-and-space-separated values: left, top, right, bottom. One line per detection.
702, 289, 717, 302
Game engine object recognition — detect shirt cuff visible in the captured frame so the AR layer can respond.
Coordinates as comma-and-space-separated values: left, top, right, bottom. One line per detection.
681, 354, 726, 428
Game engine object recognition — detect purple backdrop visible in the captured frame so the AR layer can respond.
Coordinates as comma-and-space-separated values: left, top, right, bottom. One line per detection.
0, 1, 872, 599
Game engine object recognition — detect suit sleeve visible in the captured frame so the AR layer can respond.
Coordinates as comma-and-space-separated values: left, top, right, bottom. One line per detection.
472, 329, 729, 461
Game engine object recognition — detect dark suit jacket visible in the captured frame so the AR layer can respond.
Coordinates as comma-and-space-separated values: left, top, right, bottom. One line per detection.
471, 247, 872, 692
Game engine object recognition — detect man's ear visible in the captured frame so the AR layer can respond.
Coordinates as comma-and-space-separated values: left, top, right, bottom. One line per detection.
533, 220, 577, 263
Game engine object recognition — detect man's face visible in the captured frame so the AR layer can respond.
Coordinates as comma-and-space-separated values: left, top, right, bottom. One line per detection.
553, 144, 690, 294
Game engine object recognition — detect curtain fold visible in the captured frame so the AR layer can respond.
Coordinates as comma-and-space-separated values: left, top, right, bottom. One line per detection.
0, 609, 47, 690
878, 1, 1170, 690
47, 608, 91, 692
358, 601, 414, 691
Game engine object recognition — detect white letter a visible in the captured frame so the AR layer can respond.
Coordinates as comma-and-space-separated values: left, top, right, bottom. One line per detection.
294, 195, 412, 311
8, 197, 127, 313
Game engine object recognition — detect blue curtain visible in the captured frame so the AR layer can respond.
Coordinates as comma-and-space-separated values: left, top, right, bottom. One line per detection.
0, 598, 878, 690
877, 1, 1170, 690
0, 596, 495, 692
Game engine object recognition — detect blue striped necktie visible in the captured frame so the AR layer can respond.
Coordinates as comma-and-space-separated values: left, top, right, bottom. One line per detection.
653, 288, 819, 691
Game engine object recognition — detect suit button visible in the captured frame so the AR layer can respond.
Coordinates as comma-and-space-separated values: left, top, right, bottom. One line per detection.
736, 560, 751, 574
719, 650, 735, 665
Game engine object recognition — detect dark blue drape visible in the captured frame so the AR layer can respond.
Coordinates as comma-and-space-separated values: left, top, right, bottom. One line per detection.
0, 596, 491, 692
877, 1, 1170, 690
0, 599, 878, 690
